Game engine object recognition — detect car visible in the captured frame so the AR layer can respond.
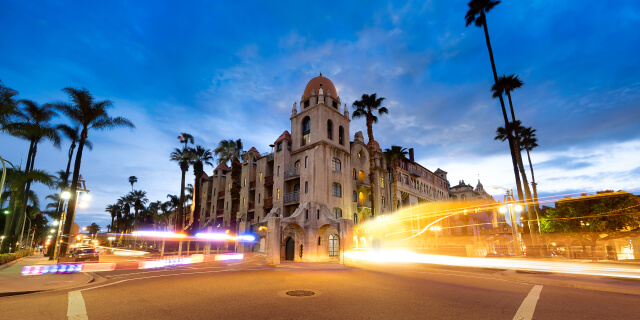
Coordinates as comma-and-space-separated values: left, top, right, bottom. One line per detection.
71, 247, 100, 262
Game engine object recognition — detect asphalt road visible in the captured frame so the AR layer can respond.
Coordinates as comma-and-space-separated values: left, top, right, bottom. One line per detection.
2, 256, 640, 320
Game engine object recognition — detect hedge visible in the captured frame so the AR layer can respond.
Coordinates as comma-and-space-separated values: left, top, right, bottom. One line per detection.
0, 250, 33, 265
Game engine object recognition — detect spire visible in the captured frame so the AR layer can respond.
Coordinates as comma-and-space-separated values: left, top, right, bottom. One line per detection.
344, 103, 349, 117
292, 102, 297, 117
319, 71, 322, 77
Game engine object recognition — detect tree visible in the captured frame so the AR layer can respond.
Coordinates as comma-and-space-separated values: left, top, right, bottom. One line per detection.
53, 87, 135, 255
117, 195, 133, 233
178, 133, 194, 150
105, 204, 119, 232
128, 176, 138, 192
170, 148, 193, 231
128, 190, 148, 231
541, 191, 640, 258
214, 139, 243, 237
383, 145, 408, 213
0, 80, 19, 128
352, 93, 388, 219
188, 145, 214, 234
88, 222, 100, 237
520, 126, 540, 210
465, 0, 529, 234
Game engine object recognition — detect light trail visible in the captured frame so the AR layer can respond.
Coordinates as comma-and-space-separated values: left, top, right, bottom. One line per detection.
345, 249, 640, 279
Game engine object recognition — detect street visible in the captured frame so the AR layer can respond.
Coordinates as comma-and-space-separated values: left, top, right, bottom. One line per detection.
2, 255, 640, 319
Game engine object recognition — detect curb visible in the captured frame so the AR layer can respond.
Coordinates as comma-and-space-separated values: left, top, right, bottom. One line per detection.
0, 270, 95, 298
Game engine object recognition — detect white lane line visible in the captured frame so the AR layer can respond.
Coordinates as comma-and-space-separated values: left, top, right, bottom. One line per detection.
513, 285, 543, 320
67, 291, 88, 320
409, 271, 529, 285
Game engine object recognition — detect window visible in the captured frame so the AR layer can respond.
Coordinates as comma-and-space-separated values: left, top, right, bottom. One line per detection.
258, 193, 261, 203
380, 177, 385, 188
327, 120, 333, 140
228, 183, 231, 190
277, 166, 280, 176
305, 209, 308, 220
353, 190, 357, 202
353, 168, 357, 180
332, 183, 342, 197
243, 197, 245, 206
244, 178, 246, 186
305, 181, 308, 194
259, 172, 262, 182
329, 234, 339, 257
317, 209, 320, 219
353, 213, 358, 225
226, 202, 228, 209
332, 158, 341, 172
304, 100, 310, 108
302, 116, 311, 146
333, 208, 342, 219
382, 196, 385, 208
305, 156, 308, 168
277, 142, 283, 151
338, 126, 344, 145
318, 237, 321, 245
295, 160, 300, 169
277, 188, 280, 200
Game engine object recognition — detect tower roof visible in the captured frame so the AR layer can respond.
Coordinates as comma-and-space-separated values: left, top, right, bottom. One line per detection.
275, 130, 292, 143
214, 163, 230, 171
247, 147, 261, 158
368, 139, 382, 152
302, 74, 338, 101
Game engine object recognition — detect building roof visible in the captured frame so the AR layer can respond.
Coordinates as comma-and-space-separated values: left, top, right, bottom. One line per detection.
247, 147, 261, 158
275, 130, 292, 143
368, 140, 382, 152
434, 168, 447, 174
303, 74, 339, 101
214, 163, 230, 171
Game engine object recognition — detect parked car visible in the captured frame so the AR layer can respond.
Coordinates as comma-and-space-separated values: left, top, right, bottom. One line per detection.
70, 247, 99, 262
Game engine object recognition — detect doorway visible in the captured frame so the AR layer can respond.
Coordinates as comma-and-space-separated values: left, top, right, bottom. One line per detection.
285, 237, 295, 260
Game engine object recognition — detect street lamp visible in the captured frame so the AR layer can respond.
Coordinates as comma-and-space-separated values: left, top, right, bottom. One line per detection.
54, 179, 90, 260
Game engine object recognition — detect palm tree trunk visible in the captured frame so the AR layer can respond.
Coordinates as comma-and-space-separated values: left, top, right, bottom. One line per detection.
191, 169, 202, 234
177, 167, 187, 231
481, 13, 530, 245
1, 191, 17, 253
59, 130, 87, 256
366, 116, 376, 219
18, 141, 39, 247
392, 164, 399, 212
525, 148, 540, 210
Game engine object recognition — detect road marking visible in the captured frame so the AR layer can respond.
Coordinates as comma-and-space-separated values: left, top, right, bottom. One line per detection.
513, 285, 543, 320
409, 271, 529, 285
67, 291, 88, 320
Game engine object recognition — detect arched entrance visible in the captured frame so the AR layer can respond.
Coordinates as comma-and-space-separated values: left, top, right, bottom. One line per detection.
285, 237, 295, 260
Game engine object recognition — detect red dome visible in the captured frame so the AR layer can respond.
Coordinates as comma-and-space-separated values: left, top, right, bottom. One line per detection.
303, 74, 338, 101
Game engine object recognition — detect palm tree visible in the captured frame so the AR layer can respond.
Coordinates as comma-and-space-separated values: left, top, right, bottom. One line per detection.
128, 176, 138, 192
178, 133, 194, 150
128, 190, 148, 231
105, 204, 119, 232
53, 87, 135, 255
352, 93, 388, 219
87, 223, 100, 237
170, 148, 193, 231
188, 146, 214, 234
117, 195, 133, 233
520, 126, 540, 210
465, 0, 528, 218
0, 80, 19, 127
214, 139, 243, 236
383, 145, 408, 212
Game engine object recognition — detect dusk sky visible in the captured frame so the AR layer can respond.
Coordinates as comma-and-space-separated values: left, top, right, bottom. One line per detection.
1, 0, 639, 229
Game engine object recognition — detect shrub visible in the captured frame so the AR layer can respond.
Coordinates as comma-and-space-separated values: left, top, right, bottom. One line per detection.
0, 250, 33, 265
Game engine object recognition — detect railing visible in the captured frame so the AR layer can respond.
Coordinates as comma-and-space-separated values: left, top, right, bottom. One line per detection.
264, 197, 273, 208
216, 209, 224, 217
218, 191, 225, 198
284, 191, 300, 203
409, 167, 421, 177
357, 178, 371, 187
248, 202, 255, 210
284, 167, 300, 179
264, 174, 274, 185
261, 152, 274, 161
249, 181, 256, 190
358, 200, 372, 208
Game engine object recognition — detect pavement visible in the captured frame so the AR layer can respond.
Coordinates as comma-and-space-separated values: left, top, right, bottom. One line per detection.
0, 253, 94, 296
1, 253, 640, 319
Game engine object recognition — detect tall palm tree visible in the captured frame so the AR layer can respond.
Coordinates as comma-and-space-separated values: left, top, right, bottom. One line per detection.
0, 80, 19, 128
128, 176, 138, 192
53, 87, 135, 255
105, 204, 119, 232
465, 0, 532, 241
383, 145, 408, 212
117, 195, 133, 233
128, 190, 148, 230
188, 146, 214, 234
178, 133, 194, 150
214, 139, 243, 236
352, 93, 388, 219
170, 148, 193, 231
520, 126, 540, 209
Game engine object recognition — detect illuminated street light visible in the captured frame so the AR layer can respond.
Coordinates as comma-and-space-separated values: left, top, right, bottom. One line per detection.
499, 206, 507, 214
61, 191, 71, 199
52, 220, 59, 226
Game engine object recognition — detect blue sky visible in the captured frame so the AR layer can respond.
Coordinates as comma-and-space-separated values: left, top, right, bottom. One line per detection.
1, 0, 639, 229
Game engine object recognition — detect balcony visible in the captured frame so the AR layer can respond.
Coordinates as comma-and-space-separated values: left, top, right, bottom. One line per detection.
284, 167, 300, 179
216, 209, 224, 217
248, 202, 255, 211
249, 180, 256, 190
409, 167, 421, 177
284, 191, 300, 204
357, 178, 371, 188
264, 174, 274, 185
264, 197, 273, 208
357, 200, 372, 208
218, 191, 225, 198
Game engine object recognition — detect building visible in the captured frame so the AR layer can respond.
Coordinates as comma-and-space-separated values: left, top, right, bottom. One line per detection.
194, 74, 451, 262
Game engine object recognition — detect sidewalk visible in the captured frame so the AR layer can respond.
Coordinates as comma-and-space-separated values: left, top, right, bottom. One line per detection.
0, 253, 93, 296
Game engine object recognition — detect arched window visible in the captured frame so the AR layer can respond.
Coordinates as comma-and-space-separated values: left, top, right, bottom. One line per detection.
332, 183, 342, 197
380, 177, 385, 188
329, 234, 339, 256
305, 156, 308, 168
327, 120, 333, 140
353, 190, 357, 202
317, 209, 320, 219
332, 158, 341, 172
295, 160, 300, 168
305, 181, 309, 194
302, 116, 311, 146
353, 213, 358, 225
305, 209, 309, 220
352, 168, 357, 180
277, 188, 280, 200
244, 178, 246, 186
258, 193, 261, 203
277, 166, 280, 176
333, 208, 342, 219
259, 172, 262, 182
338, 126, 344, 145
